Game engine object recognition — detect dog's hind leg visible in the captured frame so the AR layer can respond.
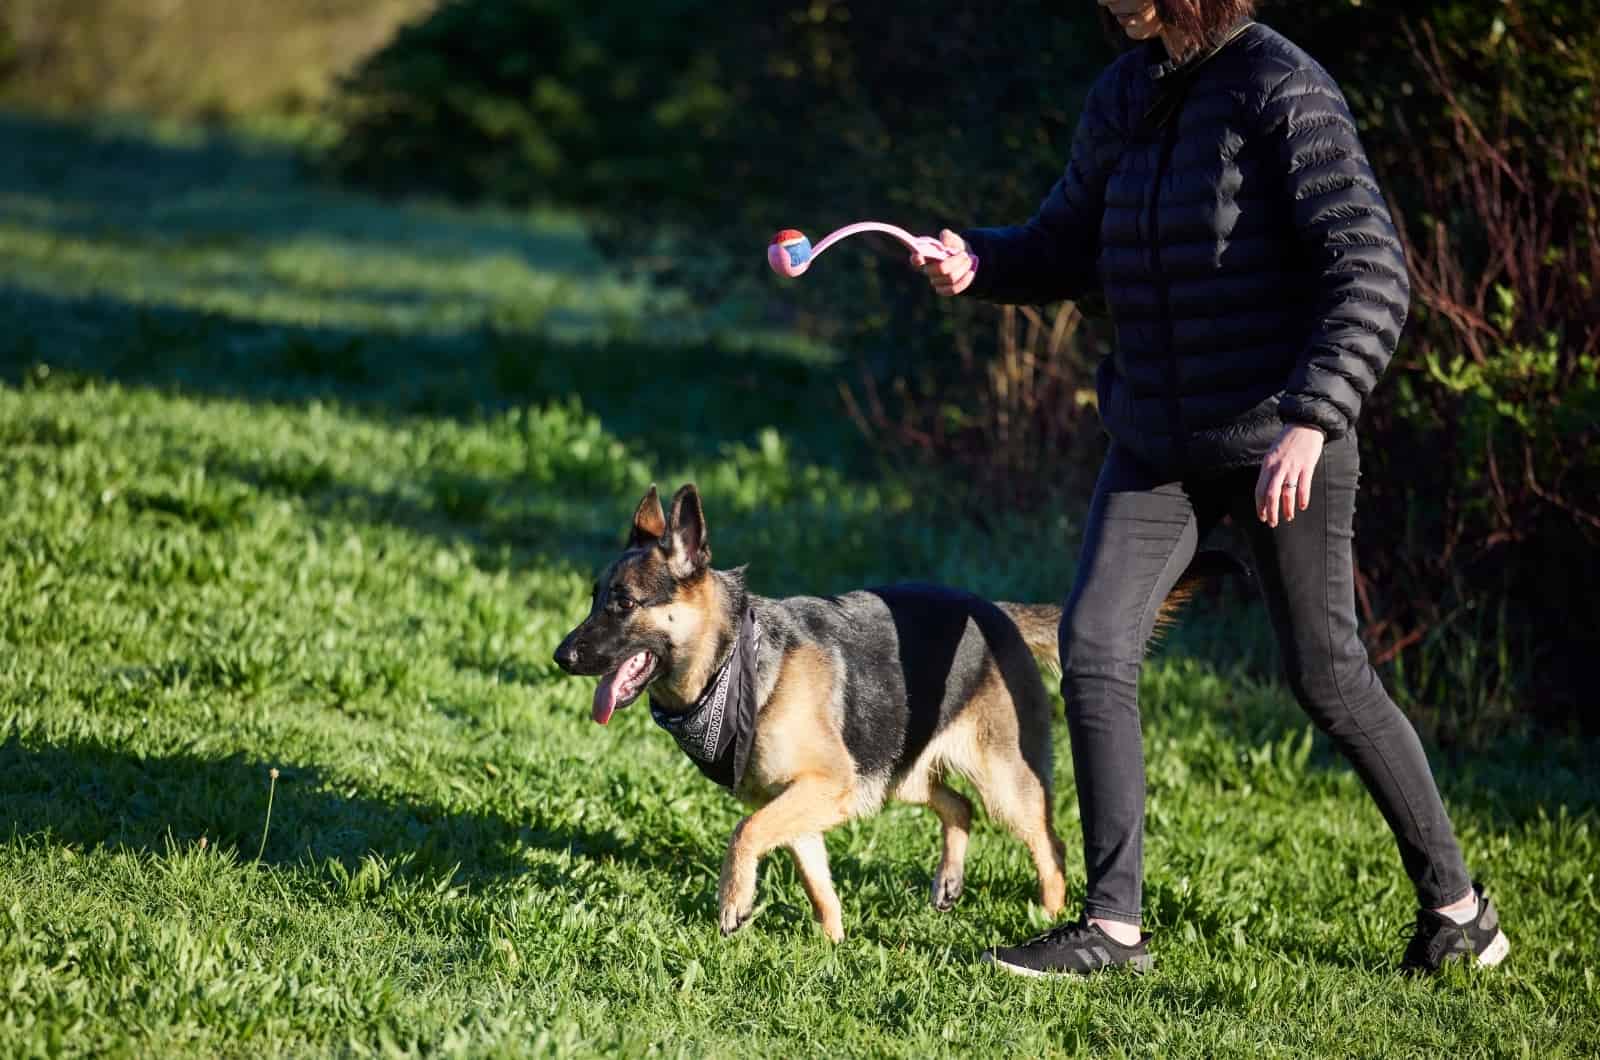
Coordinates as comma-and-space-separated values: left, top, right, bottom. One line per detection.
787, 832, 844, 942
942, 662, 1068, 916
970, 755, 1067, 917
959, 678, 1067, 919
891, 762, 973, 911
926, 781, 973, 911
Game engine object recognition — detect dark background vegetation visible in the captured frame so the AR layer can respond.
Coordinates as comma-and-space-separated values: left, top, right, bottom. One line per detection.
4, 0, 1596, 741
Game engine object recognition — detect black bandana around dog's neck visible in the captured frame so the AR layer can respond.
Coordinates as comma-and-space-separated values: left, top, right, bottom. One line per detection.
649, 605, 761, 790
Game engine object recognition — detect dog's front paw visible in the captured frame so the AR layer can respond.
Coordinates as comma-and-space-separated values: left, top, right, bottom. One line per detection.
719, 898, 756, 937
717, 829, 759, 937
931, 868, 964, 912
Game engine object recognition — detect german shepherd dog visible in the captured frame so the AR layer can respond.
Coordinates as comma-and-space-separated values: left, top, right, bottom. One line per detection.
554, 483, 1221, 941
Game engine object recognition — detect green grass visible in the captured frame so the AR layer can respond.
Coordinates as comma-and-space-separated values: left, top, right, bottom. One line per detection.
1, 111, 1597, 1058
1, 0, 435, 127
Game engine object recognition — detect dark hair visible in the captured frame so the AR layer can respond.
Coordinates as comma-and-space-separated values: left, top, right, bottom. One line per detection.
1098, 0, 1257, 51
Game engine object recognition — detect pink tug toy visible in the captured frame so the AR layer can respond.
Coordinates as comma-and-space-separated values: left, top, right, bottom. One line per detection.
767, 222, 958, 278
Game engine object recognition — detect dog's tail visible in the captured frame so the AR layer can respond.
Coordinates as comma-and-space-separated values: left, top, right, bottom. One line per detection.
1000, 549, 1251, 675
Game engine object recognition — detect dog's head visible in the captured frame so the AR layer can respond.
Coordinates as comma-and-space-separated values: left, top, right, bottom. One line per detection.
553, 483, 717, 724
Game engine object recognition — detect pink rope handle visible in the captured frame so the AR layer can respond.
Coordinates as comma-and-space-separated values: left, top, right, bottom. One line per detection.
811, 222, 952, 262
768, 221, 966, 278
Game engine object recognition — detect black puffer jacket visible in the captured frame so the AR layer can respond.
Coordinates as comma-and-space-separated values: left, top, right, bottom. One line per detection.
962, 21, 1409, 473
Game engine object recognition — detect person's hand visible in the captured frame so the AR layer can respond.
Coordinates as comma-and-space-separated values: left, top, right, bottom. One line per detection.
1254, 424, 1325, 527
910, 229, 977, 297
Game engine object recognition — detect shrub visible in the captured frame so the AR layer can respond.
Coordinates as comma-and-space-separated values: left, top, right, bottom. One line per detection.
1343, 10, 1600, 738
325, 0, 730, 208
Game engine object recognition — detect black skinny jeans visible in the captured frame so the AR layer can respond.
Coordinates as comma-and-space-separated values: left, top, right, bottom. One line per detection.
1061, 434, 1473, 926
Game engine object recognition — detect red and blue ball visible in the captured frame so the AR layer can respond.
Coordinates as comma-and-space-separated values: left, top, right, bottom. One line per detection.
767, 229, 813, 277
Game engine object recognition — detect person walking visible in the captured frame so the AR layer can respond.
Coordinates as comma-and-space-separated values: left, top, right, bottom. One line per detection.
914, 0, 1509, 977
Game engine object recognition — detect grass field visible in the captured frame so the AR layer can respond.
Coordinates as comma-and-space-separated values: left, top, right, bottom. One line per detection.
1, 111, 1597, 1058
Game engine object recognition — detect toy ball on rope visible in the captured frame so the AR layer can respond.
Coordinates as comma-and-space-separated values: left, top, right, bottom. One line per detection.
767, 222, 959, 279
768, 229, 814, 277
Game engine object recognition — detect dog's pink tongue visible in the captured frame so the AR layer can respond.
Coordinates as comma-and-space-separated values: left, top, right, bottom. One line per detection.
591, 652, 649, 726
592, 672, 622, 725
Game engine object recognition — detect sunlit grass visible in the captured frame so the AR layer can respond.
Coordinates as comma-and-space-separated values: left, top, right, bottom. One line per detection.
0, 220, 634, 334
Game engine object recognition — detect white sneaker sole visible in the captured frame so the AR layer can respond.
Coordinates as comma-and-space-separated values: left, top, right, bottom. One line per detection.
981, 951, 1154, 978
983, 954, 1062, 980
1477, 930, 1510, 967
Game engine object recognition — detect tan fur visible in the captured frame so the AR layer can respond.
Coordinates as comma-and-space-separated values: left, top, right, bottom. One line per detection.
924, 782, 973, 911
639, 571, 720, 710
719, 645, 857, 937
787, 833, 844, 942
999, 603, 1064, 674
743, 645, 850, 795
630, 485, 666, 542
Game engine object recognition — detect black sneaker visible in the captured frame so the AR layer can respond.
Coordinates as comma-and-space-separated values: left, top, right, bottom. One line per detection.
1400, 882, 1510, 974
983, 918, 1153, 978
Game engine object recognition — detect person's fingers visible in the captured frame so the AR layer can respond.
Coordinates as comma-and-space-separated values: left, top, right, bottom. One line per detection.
915, 229, 973, 295
920, 261, 949, 287
927, 255, 973, 288
932, 263, 977, 297
1281, 468, 1298, 523
1263, 463, 1290, 527
1297, 464, 1314, 513
1254, 463, 1276, 522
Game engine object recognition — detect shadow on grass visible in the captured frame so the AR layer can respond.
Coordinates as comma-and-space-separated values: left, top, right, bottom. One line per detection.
0, 110, 596, 273
0, 727, 1023, 938
0, 727, 675, 892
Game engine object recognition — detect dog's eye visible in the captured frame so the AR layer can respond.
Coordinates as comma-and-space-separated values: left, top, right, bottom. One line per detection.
615, 595, 636, 612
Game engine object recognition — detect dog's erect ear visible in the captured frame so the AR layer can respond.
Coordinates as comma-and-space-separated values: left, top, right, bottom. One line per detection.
627, 484, 667, 550
664, 483, 710, 577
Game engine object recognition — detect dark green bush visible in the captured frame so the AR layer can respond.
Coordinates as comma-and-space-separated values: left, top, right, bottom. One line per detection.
1314, 4, 1600, 737
326, 0, 729, 209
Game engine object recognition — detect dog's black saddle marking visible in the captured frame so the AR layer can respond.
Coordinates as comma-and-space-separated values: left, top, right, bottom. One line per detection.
650, 606, 761, 790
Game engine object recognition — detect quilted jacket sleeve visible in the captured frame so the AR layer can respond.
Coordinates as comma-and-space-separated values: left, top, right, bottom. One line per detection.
1262, 65, 1411, 438
958, 69, 1123, 306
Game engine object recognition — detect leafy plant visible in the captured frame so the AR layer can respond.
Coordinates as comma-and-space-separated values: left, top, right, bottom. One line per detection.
1349, 9, 1600, 735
